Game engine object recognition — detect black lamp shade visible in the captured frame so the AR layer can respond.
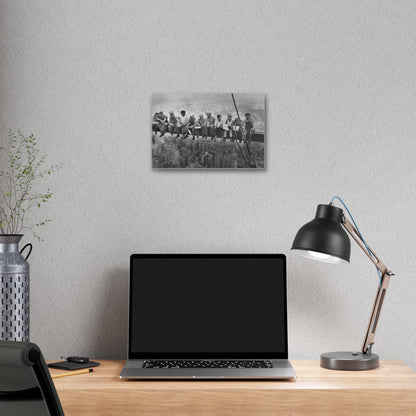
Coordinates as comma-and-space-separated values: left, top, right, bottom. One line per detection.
291, 204, 351, 263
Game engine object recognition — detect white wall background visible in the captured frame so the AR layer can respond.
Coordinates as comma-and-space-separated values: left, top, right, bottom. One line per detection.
1, 0, 415, 368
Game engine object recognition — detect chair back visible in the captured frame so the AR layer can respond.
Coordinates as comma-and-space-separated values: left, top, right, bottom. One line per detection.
0, 341, 64, 416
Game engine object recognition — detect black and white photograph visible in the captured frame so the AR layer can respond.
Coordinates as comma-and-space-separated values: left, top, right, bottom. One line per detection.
151, 93, 265, 169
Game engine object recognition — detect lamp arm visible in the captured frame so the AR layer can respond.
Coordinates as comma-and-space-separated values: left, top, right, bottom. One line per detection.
342, 217, 394, 354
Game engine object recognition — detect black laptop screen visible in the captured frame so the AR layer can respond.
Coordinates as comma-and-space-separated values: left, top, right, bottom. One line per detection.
129, 254, 288, 359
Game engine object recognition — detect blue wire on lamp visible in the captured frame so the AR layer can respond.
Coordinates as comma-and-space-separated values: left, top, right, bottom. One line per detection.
330, 196, 382, 285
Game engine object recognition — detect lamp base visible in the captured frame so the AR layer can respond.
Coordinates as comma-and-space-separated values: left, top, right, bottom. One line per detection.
320, 351, 379, 371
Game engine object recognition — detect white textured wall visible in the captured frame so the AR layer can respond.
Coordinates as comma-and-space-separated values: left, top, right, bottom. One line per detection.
1, 0, 415, 368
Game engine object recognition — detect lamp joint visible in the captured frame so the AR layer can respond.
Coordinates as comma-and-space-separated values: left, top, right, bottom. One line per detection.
365, 344, 373, 355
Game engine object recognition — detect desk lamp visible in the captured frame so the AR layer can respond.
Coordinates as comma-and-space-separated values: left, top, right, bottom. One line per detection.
291, 197, 394, 370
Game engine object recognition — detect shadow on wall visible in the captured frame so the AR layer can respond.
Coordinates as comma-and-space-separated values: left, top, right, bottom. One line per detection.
87, 268, 129, 358
287, 261, 347, 326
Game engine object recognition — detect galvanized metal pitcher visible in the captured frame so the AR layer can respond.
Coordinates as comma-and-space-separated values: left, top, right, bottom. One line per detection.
0, 235, 32, 341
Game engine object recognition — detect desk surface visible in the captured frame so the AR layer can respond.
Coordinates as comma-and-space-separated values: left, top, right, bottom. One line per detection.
50, 359, 416, 416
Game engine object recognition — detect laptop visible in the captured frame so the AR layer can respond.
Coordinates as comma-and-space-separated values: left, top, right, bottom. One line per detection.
119, 254, 296, 380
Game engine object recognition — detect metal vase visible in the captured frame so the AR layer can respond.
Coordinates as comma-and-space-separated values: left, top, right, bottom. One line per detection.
0, 235, 32, 341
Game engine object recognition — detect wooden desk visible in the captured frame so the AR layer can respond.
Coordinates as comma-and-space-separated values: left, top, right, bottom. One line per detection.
50, 360, 416, 416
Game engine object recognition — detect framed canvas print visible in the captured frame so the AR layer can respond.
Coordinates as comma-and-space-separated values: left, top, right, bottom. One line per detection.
151, 93, 265, 169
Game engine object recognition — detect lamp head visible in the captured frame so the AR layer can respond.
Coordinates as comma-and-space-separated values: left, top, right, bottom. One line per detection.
291, 204, 351, 264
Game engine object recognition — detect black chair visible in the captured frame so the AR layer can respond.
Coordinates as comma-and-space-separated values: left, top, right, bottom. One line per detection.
0, 341, 64, 416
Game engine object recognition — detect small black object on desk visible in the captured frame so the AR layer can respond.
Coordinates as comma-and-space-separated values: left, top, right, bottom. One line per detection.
63, 356, 89, 363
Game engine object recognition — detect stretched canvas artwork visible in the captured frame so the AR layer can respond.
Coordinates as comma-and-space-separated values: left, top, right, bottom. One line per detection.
151, 93, 265, 169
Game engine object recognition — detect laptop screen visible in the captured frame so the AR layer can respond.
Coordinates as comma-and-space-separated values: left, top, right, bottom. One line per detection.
129, 254, 288, 359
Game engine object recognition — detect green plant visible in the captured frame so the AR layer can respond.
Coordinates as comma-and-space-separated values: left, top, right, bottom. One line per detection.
0, 129, 61, 240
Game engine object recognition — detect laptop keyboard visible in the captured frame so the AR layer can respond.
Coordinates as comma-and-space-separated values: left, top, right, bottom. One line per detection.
143, 360, 273, 369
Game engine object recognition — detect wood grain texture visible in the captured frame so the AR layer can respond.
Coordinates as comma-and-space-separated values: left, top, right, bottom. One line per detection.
49, 360, 416, 416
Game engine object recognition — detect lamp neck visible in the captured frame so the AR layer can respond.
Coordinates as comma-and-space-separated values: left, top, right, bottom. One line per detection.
341, 218, 390, 275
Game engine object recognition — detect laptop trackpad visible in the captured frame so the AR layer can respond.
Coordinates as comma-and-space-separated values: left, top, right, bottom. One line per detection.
122, 368, 170, 378
169, 369, 248, 378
